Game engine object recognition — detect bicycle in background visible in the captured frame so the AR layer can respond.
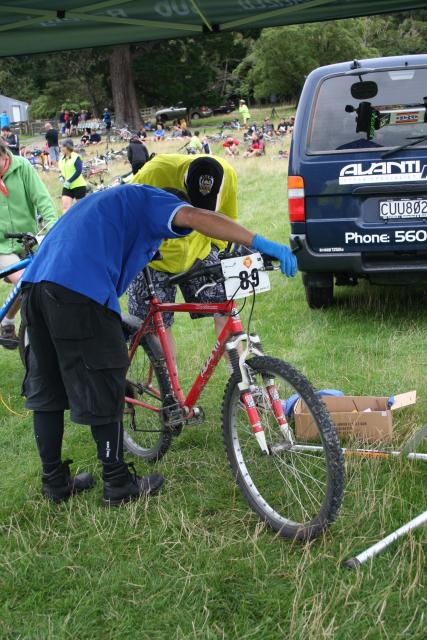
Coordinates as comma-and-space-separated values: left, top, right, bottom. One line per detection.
0, 232, 38, 355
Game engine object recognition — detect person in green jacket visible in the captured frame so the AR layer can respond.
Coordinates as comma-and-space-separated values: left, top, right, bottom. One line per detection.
186, 130, 203, 154
58, 139, 87, 213
239, 99, 251, 129
0, 140, 57, 348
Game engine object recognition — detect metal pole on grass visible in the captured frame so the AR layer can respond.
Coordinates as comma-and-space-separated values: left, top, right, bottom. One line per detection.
343, 510, 427, 569
291, 439, 427, 567
292, 443, 427, 462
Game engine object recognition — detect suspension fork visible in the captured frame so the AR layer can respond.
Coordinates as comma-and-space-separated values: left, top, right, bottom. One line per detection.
227, 332, 294, 452
227, 331, 271, 454
264, 378, 294, 445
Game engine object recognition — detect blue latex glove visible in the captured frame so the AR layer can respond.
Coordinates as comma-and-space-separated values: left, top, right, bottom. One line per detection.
251, 234, 297, 277
63, 180, 71, 189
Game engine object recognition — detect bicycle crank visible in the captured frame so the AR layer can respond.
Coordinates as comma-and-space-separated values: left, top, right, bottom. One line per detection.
185, 406, 206, 426
161, 399, 206, 434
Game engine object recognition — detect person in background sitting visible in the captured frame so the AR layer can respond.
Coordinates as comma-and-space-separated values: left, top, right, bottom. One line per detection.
170, 123, 183, 138
247, 122, 258, 137
154, 123, 165, 142
1, 125, 19, 156
243, 133, 264, 158
186, 130, 203, 154
223, 135, 239, 157
80, 128, 91, 145
181, 125, 192, 138
276, 118, 288, 136
89, 129, 101, 144
263, 118, 275, 139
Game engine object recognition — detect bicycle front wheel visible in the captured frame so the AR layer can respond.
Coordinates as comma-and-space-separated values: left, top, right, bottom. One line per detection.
123, 334, 173, 462
222, 356, 344, 541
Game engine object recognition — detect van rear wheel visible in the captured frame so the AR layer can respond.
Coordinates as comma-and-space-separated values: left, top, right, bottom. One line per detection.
305, 283, 334, 309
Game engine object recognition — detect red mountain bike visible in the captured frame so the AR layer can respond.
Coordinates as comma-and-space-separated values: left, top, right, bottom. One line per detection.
122, 247, 344, 541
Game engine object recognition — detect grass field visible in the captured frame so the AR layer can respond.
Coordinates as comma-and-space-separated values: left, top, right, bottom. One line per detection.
1, 109, 427, 639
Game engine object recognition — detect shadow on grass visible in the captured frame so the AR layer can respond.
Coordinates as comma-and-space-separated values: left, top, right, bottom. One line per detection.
332, 282, 427, 319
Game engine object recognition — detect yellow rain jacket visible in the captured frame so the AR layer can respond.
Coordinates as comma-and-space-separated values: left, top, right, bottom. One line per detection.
131, 154, 238, 274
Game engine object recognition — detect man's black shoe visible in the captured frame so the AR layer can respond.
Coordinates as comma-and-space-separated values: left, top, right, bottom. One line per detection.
103, 461, 164, 506
42, 459, 95, 503
0, 323, 18, 350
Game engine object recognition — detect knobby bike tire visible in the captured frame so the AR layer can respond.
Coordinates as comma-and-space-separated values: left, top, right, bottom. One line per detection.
123, 334, 173, 462
221, 356, 344, 541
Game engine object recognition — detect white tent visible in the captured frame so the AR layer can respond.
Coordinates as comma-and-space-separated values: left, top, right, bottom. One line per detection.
0, 94, 29, 123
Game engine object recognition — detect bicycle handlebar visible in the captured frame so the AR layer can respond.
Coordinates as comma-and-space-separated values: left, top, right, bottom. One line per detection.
4, 232, 36, 241
4, 232, 39, 254
167, 260, 222, 286
167, 250, 277, 287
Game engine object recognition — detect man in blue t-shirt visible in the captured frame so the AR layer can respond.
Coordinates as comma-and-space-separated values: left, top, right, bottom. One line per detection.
21, 184, 297, 507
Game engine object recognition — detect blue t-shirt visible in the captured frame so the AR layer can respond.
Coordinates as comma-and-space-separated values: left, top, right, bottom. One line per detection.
23, 184, 191, 314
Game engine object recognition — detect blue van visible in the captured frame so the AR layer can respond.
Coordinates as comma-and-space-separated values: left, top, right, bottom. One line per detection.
288, 55, 427, 308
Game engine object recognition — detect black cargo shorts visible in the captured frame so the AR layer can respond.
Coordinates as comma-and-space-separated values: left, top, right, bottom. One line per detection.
21, 282, 129, 425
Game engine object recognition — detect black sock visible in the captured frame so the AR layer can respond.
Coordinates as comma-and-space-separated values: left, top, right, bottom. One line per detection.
33, 410, 64, 474
91, 421, 124, 465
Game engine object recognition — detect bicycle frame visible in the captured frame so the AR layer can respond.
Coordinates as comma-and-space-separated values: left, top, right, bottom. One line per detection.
126, 296, 239, 415
0, 256, 32, 322
126, 286, 291, 454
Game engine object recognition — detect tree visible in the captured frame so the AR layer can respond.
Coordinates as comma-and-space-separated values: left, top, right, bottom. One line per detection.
132, 32, 250, 108
362, 11, 427, 56
235, 20, 378, 103
109, 45, 141, 128
1, 49, 109, 119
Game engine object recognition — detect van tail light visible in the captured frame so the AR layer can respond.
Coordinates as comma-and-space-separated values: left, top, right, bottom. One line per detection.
288, 176, 305, 222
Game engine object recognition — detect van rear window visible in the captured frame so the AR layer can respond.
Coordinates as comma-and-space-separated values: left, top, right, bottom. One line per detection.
307, 67, 427, 154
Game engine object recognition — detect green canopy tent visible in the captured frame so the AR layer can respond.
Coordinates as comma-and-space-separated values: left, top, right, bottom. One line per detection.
0, 0, 425, 57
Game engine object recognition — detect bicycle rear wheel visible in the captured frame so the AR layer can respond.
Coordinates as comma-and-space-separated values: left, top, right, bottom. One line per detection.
123, 334, 173, 462
222, 356, 344, 541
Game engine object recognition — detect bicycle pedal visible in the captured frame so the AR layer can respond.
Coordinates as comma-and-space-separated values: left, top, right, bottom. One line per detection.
162, 401, 185, 434
185, 406, 205, 426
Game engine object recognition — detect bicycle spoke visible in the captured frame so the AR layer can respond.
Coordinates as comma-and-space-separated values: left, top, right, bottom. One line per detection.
123, 337, 173, 462
222, 356, 344, 539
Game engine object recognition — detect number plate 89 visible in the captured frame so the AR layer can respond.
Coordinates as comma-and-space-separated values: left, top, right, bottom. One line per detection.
221, 252, 271, 300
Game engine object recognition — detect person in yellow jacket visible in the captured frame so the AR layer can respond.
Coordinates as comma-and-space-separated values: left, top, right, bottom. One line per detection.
239, 99, 251, 128
128, 154, 238, 359
58, 139, 87, 212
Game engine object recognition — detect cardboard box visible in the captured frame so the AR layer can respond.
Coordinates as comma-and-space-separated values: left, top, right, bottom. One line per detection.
294, 391, 416, 443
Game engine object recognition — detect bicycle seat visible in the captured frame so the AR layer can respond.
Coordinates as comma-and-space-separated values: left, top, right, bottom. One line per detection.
121, 314, 142, 337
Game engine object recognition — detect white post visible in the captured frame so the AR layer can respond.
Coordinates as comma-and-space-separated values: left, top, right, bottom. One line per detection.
292, 443, 427, 462
343, 510, 427, 568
